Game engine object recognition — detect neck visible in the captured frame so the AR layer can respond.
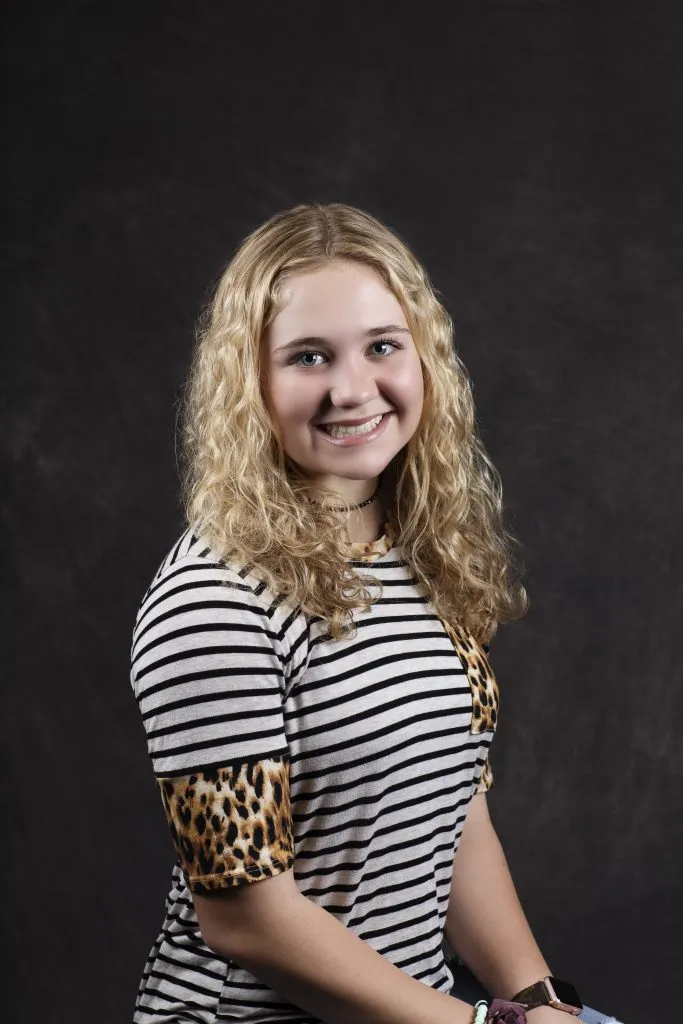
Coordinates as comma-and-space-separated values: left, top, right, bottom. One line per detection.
344, 500, 385, 544
311, 480, 381, 512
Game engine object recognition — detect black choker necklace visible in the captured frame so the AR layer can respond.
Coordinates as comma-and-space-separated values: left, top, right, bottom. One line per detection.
311, 482, 380, 513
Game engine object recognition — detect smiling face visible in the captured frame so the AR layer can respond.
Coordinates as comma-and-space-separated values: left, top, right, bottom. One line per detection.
261, 260, 425, 505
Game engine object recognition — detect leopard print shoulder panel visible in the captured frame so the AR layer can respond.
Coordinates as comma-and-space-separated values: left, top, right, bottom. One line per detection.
439, 619, 499, 734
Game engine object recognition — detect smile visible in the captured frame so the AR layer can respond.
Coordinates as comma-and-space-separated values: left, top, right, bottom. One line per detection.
315, 412, 391, 446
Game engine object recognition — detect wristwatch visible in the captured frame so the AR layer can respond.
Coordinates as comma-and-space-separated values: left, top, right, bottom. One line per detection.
511, 977, 583, 1015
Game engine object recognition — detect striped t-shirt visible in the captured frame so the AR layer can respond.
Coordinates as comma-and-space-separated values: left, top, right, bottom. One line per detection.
130, 515, 498, 1023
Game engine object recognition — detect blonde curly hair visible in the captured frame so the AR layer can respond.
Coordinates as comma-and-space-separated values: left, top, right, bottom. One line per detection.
179, 202, 528, 644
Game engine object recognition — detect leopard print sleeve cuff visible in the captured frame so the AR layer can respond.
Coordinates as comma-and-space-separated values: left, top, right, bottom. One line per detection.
157, 754, 295, 893
476, 756, 494, 794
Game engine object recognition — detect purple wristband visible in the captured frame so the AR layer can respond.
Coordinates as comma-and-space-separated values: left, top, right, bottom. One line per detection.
486, 998, 529, 1024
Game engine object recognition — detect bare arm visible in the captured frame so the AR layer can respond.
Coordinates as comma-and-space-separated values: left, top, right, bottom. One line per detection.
195, 868, 475, 1024
445, 793, 567, 1022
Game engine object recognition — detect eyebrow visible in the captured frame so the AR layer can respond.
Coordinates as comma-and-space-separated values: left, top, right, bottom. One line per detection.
275, 324, 411, 353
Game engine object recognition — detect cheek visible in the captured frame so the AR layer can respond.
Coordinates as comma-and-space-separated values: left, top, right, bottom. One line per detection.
268, 380, 311, 420
412, 371, 425, 406
399, 368, 424, 433
393, 361, 424, 410
411, 361, 425, 410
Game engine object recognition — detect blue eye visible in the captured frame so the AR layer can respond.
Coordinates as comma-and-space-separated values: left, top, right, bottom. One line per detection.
289, 338, 403, 368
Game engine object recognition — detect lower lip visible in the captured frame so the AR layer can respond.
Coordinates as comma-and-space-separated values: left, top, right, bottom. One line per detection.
315, 413, 391, 447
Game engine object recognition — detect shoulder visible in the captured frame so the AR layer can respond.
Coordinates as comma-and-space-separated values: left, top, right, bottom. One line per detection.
137, 523, 252, 594
132, 523, 289, 629
130, 524, 308, 686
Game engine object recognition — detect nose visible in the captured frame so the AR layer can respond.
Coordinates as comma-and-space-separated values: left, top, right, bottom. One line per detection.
328, 360, 376, 408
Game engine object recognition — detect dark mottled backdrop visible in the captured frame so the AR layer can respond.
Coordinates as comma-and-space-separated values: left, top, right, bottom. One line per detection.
5, 2, 682, 1022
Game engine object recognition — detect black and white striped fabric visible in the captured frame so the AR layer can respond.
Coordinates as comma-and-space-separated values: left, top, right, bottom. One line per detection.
130, 523, 495, 1023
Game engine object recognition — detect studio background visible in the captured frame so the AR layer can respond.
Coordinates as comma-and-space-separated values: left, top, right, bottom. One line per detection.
5, 3, 682, 1022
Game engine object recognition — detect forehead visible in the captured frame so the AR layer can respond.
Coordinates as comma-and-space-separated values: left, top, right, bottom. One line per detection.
267, 261, 408, 343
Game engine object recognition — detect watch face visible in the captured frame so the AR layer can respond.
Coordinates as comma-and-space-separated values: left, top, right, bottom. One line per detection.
549, 978, 583, 1009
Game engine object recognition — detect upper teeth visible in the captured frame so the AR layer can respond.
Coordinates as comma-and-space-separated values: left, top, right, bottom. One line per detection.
324, 414, 384, 436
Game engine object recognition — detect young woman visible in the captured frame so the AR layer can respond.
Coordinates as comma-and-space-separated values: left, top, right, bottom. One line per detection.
130, 203, 621, 1024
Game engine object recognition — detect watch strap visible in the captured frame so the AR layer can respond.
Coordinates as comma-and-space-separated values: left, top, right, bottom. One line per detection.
512, 980, 549, 1010
511, 977, 582, 1014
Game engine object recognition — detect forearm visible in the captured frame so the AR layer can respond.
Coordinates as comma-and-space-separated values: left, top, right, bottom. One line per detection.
445, 794, 551, 1000
202, 886, 474, 1024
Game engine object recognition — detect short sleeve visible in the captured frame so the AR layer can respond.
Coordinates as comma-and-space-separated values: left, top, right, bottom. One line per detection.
475, 754, 494, 794
130, 553, 296, 891
474, 640, 495, 793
